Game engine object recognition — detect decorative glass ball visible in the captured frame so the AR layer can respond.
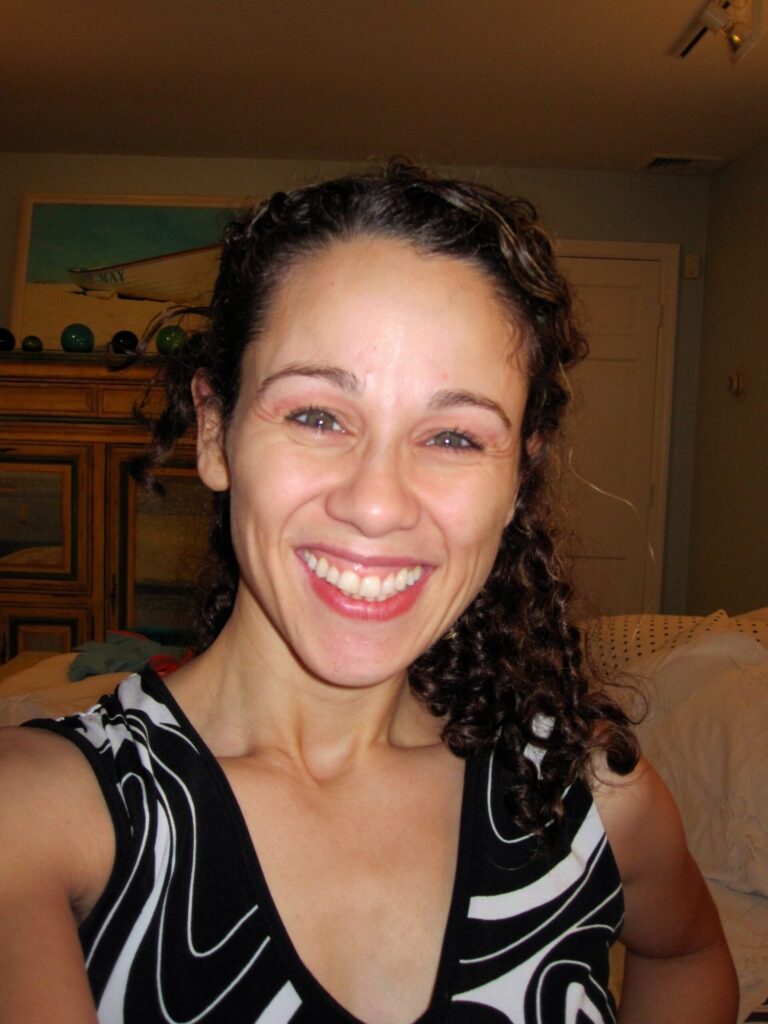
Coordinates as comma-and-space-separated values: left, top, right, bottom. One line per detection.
156, 325, 187, 355
60, 323, 95, 353
110, 329, 140, 354
0, 327, 16, 351
21, 335, 43, 352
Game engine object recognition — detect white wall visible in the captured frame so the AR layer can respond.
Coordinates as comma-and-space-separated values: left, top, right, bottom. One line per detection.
0, 152, 711, 611
688, 135, 768, 614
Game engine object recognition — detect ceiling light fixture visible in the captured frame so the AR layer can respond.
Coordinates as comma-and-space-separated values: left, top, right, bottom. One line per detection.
670, 0, 765, 61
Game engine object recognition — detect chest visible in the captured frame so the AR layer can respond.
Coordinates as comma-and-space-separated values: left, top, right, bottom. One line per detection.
221, 756, 466, 1024
79, 698, 624, 1024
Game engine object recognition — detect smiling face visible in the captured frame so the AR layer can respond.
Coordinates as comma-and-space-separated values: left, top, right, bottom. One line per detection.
195, 236, 530, 689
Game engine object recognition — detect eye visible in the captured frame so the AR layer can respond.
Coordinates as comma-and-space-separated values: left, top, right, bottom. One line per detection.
287, 406, 344, 433
426, 429, 483, 451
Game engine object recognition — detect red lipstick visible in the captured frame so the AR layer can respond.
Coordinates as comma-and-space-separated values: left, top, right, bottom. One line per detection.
299, 555, 430, 621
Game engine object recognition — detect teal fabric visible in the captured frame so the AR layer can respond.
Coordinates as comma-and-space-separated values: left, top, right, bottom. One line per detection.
68, 633, 185, 681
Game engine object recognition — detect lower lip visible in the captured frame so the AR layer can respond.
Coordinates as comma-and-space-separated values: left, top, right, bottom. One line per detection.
300, 558, 430, 621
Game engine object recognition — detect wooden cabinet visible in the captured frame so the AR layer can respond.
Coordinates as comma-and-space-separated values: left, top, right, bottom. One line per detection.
0, 355, 209, 660
105, 444, 210, 636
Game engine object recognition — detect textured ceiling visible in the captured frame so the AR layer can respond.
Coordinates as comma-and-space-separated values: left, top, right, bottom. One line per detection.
3, 0, 768, 170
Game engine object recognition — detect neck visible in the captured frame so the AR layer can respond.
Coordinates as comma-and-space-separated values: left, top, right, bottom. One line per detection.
170, 611, 441, 781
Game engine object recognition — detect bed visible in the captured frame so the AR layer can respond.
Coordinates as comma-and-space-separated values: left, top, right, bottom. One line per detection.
589, 608, 768, 1022
1, 610, 767, 1021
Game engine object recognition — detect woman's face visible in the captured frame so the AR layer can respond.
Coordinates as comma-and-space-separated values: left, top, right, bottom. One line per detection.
197, 236, 530, 689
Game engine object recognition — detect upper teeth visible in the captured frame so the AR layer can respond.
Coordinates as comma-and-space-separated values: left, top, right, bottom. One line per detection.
302, 550, 423, 601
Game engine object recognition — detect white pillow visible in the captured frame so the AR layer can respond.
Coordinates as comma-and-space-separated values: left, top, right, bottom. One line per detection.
635, 631, 768, 897
586, 609, 735, 677
731, 612, 768, 651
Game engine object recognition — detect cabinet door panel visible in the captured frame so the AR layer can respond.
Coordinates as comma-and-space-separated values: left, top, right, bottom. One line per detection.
0, 601, 90, 660
0, 443, 91, 592
107, 446, 210, 642
0, 382, 97, 415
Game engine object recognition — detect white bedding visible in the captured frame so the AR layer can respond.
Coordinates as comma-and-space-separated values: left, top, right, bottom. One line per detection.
619, 616, 768, 1022
0, 653, 127, 722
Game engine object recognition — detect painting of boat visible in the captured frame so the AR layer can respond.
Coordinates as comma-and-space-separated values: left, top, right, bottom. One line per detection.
68, 244, 221, 305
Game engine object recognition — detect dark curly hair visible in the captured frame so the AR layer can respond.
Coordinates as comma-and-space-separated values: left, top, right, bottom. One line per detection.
132, 158, 639, 843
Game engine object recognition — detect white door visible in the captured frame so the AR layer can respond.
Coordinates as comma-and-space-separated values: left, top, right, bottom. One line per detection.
557, 249, 675, 615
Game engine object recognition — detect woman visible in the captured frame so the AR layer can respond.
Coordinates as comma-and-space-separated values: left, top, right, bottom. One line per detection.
0, 161, 737, 1023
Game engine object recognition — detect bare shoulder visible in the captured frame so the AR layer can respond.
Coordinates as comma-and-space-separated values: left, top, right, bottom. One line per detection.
0, 724, 115, 918
0, 725, 108, 1019
590, 753, 725, 960
0, 719, 99, 797
590, 754, 681, 882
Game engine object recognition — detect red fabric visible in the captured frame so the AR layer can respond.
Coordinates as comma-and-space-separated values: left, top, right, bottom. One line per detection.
146, 648, 195, 677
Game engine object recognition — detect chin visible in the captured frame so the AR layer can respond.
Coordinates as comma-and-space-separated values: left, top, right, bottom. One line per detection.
307, 657, 412, 692
296, 634, 420, 691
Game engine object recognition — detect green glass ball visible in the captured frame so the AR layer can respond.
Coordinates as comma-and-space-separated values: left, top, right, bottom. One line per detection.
21, 335, 43, 352
60, 323, 95, 353
156, 325, 187, 355
0, 327, 15, 351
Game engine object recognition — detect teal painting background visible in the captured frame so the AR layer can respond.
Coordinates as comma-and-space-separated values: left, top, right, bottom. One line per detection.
27, 203, 237, 283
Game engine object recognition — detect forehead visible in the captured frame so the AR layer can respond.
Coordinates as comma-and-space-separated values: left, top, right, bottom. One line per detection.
246, 236, 528, 389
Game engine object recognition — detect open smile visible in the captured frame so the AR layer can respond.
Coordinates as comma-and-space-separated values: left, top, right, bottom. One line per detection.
300, 548, 424, 602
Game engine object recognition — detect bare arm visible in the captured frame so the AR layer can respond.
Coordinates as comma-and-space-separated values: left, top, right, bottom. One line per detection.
0, 726, 114, 1023
594, 757, 738, 1024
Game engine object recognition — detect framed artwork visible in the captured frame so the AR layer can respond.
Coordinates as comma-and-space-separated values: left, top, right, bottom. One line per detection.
10, 193, 245, 351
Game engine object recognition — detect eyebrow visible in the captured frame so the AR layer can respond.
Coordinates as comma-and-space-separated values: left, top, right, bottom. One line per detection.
255, 363, 363, 397
428, 389, 512, 430
256, 364, 512, 429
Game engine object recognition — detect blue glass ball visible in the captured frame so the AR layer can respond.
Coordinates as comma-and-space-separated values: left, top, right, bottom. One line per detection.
21, 335, 43, 352
0, 327, 16, 351
61, 323, 95, 353
111, 329, 139, 354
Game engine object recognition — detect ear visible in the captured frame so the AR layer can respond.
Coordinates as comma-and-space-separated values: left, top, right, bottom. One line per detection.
192, 371, 230, 492
525, 431, 543, 459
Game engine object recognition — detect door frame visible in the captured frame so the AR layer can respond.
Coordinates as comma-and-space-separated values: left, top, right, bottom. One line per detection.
556, 240, 680, 612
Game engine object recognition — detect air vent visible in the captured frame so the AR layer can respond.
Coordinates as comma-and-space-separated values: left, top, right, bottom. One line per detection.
641, 154, 728, 176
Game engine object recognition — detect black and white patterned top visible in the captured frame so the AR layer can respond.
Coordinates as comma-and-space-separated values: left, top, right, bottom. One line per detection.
747, 995, 768, 1021
26, 671, 624, 1023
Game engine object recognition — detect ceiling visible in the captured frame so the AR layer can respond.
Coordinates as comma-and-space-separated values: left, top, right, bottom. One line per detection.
3, 0, 768, 172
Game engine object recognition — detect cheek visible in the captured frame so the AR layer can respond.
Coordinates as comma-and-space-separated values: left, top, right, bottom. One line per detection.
430, 502, 507, 602
429, 468, 518, 546
226, 445, 328, 544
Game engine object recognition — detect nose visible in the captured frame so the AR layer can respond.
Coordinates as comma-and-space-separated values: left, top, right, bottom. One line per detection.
324, 444, 420, 537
